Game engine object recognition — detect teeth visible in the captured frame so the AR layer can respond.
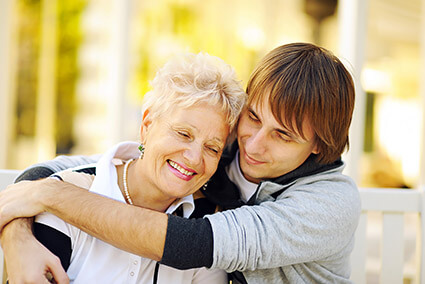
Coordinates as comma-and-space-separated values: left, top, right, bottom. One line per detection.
168, 160, 195, 176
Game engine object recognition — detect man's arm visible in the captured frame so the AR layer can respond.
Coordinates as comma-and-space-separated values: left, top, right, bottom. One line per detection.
14, 154, 100, 182
2, 155, 91, 254
48, 179, 168, 260
0, 178, 215, 267
0, 218, 69, 284
0, 179, 167, 260
0, 156, 96, 284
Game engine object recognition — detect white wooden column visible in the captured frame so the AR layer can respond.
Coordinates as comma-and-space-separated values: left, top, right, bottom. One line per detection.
408, 3, 425, 283
105, 0, 135, 145
337, 0, 369, 183
419, 0, 425, 189
35, 0, 58, 161
418, 2, 425, 281
0, 0, 17, 169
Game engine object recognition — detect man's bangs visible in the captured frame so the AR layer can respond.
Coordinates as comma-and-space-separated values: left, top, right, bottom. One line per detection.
246, 78, 270, 108
268, 83, 310, 141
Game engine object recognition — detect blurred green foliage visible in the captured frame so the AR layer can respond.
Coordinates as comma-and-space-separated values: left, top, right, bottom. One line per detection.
134, 2, 260, 98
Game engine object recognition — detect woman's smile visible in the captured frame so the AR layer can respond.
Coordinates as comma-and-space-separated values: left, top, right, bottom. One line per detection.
167, 160, 197, 181
137, 103, 230, 202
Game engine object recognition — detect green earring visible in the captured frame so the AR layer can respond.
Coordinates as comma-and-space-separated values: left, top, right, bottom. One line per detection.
138, 144, 145, 159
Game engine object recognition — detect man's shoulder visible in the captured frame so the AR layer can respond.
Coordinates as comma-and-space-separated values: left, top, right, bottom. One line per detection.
282, 169, 361, 212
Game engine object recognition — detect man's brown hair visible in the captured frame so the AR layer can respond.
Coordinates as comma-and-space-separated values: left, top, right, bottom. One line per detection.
246, 42, 355, 164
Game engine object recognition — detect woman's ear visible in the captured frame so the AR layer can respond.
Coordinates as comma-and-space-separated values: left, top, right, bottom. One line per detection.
140, 109, 152, 142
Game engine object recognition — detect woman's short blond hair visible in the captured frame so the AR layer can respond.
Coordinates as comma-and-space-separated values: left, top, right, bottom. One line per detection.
142, 53, 247, 139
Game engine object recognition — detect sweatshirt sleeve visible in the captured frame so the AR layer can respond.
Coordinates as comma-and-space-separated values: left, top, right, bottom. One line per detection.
160, 215, 214, 269
15, 154, 100, 182
205, 179, 361, 272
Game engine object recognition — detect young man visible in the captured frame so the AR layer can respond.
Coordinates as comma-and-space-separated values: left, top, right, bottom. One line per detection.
0, 43, 360, 283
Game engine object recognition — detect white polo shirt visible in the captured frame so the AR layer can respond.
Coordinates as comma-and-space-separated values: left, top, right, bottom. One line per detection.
36, 141, 227, 284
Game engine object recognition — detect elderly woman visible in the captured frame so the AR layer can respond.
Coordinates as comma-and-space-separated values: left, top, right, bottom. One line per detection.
28, 52, 246, 283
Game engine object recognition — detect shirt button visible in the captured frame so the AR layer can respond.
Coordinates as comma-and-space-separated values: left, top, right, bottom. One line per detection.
130, 272, 134, 276
133, 260, 138, 265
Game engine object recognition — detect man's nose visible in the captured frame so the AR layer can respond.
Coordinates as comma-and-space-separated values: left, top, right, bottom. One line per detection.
245, 128, 267, 155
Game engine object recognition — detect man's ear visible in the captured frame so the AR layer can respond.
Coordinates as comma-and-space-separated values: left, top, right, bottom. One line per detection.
140, 109, 153, 142
312, 144, 319, 155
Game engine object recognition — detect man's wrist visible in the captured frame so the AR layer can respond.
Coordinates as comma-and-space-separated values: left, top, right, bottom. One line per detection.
33, 178, 62, 212
0, 217, 35, 248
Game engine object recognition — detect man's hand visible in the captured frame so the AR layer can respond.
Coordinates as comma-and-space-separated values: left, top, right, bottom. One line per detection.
1, 218, 69, 284
0, 179, 53, 231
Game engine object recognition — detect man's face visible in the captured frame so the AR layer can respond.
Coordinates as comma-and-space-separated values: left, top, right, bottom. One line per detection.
237, 96, 319, 183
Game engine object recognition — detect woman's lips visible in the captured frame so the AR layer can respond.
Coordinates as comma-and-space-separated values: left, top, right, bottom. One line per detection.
167, 160, 196, 181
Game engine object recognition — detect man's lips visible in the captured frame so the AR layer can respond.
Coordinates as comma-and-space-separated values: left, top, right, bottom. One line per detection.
243, 151, 265, 165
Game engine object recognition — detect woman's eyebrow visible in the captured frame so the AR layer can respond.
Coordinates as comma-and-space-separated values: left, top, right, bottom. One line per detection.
178, 123, 226, 145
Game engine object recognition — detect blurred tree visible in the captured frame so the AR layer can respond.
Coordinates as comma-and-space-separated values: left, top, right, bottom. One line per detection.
15, 0, 86, 155
133, 1, 260, 100
55, 0, 86, 154
15, 0, 40, 138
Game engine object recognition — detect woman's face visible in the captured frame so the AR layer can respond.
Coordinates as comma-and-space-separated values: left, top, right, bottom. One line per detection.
139, 102, 229, 202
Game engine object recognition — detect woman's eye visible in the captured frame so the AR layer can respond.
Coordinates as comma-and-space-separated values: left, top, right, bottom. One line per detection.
206, 146, 219, 154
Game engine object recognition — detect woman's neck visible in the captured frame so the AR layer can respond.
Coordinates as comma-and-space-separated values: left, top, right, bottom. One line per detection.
116, 159, 175, 212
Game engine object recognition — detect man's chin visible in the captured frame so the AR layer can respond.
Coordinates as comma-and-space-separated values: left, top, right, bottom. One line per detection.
240, 164, 263, 183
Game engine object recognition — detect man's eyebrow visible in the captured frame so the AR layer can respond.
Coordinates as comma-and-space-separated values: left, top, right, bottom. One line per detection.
273, 120, 306, 143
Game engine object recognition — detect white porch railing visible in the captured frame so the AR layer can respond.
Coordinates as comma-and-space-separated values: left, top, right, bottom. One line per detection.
351, 187, 425, 284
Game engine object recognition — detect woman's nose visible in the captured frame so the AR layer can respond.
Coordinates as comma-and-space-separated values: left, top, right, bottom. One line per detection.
183, 143, 203, 166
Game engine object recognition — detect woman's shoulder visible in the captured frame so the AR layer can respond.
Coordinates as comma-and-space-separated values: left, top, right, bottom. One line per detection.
55, 165, 97, 190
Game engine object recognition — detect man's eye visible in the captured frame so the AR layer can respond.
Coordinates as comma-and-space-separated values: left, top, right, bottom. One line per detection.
178, 131, 190, 138
277, 133, 292, 143
248, 111, 259, 121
